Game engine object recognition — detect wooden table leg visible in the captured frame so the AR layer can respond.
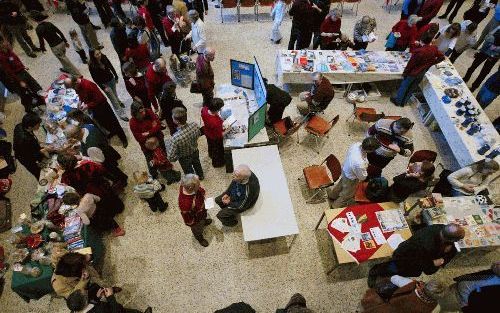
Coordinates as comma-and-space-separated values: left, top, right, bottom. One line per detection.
314, 212, 325, 230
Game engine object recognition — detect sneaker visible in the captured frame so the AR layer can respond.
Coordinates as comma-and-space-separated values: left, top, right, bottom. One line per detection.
204, 218, 213, 226
32, 47, 42, 52
27, 52, 37, 58
93, 25, 102, 30
122, 140, 128, 148
159, 202, 168, 212
198, 238, 209, 247
59, 68, 70, 74
112, 287, 123, 293
112, 227, 125, 237
437, 14, 447, 19
221, 219, 238, 227
144, 307, 152, 313
98, 45, 104, 50
389, 96, 399, 107
120, 116, 129, 122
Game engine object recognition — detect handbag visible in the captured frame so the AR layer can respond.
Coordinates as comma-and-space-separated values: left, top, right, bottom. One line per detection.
190, 80, 202, 94
385, 32, 397, 49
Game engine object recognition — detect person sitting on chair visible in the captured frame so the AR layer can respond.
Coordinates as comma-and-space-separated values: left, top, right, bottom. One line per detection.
297, 72, 334, 115
215, 164, 260, 227
388, 161, 436, 203
447, 158, 499, 196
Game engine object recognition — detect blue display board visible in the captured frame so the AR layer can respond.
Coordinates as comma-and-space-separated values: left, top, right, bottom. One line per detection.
230, 59, 254, 90
253, 57, 267, 108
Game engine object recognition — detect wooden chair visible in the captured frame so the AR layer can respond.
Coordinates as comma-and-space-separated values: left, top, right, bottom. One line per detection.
220, 0, 238, 23
301, 115, 339, 153
240, 0, 258, 21
256, 0, 274, 19
409, 150, 438, 164
347, 103, 385, 125
271, 116, 306, 146
302, 154, 342, 203
354, 181, 371, 203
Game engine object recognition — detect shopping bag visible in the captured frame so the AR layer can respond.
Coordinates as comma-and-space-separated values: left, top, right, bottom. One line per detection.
385, 32, 397, 49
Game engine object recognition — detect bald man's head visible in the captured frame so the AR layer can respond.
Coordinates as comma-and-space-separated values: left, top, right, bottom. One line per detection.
442, 224, 465, 242
233, 164, 252, 183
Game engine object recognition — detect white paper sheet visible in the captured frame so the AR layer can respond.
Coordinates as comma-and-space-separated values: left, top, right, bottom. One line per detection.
204, 197, 215, 210
370, 227, 387, 245
341, 233, 361, 252
387, 234, 405, 250
331, 218, 350, 233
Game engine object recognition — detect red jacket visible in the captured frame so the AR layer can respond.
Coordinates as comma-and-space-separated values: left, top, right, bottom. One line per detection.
201, 107, 223, 140
151, 147, 173, 171
145, 63, 173, 109
123, 44, 150, 71
61, 160, 111, 197
320, 17, 341, 46
138, 6, 154, 31
418, 0, 444, 24
392, 20, 417, 48
162, 15, 183, 54
404, 44, 444, 77
129, 108, 163, 151
178, 186, 207, 226
0, 48, 25, 78
75, 78, 107, 110
124, 74, 151, 108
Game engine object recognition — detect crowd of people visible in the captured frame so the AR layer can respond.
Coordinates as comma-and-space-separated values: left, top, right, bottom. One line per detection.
0, 0, 498, 312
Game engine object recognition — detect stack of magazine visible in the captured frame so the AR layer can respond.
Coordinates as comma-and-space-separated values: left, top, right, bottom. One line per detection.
63, 214, 84, 251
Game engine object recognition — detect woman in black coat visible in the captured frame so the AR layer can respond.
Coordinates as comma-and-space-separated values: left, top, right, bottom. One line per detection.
463, 0, 498, 25
88, 49, 128, 122
389, 161, 435, 203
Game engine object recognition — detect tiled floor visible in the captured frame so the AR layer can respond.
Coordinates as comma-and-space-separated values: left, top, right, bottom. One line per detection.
0, 1, 498, 312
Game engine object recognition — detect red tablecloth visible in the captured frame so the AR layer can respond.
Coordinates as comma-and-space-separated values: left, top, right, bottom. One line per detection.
327, 203, 394, 263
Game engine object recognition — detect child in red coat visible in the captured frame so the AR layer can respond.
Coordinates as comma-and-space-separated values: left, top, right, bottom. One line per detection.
144, 136, 181, 184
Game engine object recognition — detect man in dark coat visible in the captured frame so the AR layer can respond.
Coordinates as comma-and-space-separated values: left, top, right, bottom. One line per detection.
288, 0, 319, 50
311, 0, 330, 49
0, 0, 39, 57
13, 113, 46, 178
264, 78, 292, 125
216, 165, 260, 227
368, 224, 465, 287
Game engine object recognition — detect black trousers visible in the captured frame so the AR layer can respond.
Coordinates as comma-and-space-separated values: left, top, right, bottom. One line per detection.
215, 195, 240, 226
312, 31, 321, 50
441, 0, 465, 22
463, 52, 498, 91
288, 25, 312, 50
201, 89, 214, 107
111, 1, 127, 21
353, 40, 368, 50
15, 70, 41, 94
206, 137, 224, 168
93, 0, 115, 26
18, 159, 40, 179
76, 49, 87, 62
448, 49, 462, 63
151, 14, 169, 46
144, 192, 167, 212
178, 150, 204, 178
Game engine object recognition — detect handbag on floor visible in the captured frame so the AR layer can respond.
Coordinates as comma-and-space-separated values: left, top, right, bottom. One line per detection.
190, 80, 202, 94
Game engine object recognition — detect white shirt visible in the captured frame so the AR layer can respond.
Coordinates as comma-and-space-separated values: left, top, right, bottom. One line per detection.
435, 25, 458, 53
455, 20, 477, 52
342, 142, 369, 181
189, 19, 206, 54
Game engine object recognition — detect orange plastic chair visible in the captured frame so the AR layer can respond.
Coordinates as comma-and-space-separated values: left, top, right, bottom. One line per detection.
354, 181, 371, 203
409, 150, 438, 164
302, 115, 339, 153
303, 154, 342, 203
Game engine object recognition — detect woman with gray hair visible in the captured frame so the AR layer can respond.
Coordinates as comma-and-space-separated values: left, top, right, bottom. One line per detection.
319, 9, 342, 50
178, 174, 212, 247
387, 15, 421, 51
353, 16, 377, 50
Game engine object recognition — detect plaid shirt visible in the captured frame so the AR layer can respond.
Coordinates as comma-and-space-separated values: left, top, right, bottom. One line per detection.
166, 122, 201, 162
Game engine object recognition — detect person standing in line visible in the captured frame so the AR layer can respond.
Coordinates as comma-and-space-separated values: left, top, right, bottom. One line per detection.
387, 15, 420, 51
186, 10, 206, 54
146, 0, 170, 47
471, 3, 499, 49
111, 0, 127, 22
158, 81, 186, 135
109, 17, 128, 61
201, 98, 225, 168
145, 57, 173, 111
69, 29, 88, 64
390, 33, 445, 107
31, 11, 81, 76
288, 0, 318, 50
166, 107, 204, 178
328, 137, 380, 208
195, 47, 215, 106
416, 0, 444, 27
178, 174, 212, 247
438, 0, 466, 23
463, 30, 500, 91
0, 0, 40, 57
122, 61, 151, 108
353, 16, 377, 50
464, 0, 498, 28
448, 21, 478, 63
66, 0, 102, 51
311, 0, 330, 50
88, 49, 128, 122
93, 0, 115, 28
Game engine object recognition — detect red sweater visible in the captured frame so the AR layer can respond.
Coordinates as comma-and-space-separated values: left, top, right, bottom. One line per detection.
138, 6, 154, 30
195, 54, 214, 93
123, 44, 150, 70
392, 20, 417, 48
418, 0, 444, 24
129, 108, 163, 151
201, 107, 223, 140
404, 44, 444, 77
124, 74, 150, 108
145, 63, 173, 109
61, 160, 111, 197
151, 147, 173, 171
0, 48, 25, 78
75, 78, 107, 110
320, 17, 341, 46
178, 186, 207, 226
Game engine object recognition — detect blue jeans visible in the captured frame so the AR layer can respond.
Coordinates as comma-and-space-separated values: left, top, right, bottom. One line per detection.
394, 74, 425, 106
477, 86, 497, 109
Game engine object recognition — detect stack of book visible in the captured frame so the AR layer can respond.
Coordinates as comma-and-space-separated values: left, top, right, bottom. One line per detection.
63, 214, 84, 251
